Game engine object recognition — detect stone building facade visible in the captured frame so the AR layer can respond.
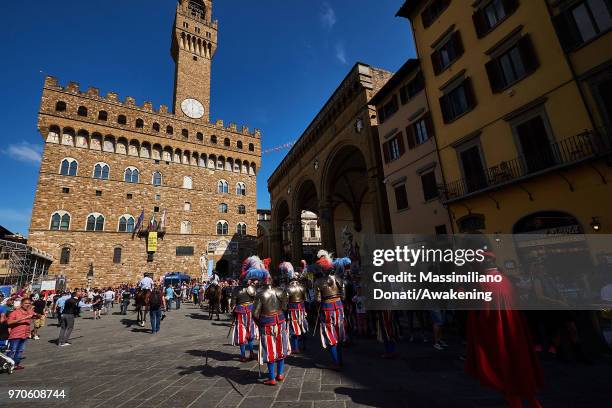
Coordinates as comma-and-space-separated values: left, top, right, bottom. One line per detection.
28, 0, 261, 287
268, 63, 393, 268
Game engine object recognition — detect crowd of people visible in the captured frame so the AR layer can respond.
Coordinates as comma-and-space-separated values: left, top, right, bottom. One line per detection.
1, 246, 609, 408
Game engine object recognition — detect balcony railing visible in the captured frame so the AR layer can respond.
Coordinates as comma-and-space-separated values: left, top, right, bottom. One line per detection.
441, 128, 612, 203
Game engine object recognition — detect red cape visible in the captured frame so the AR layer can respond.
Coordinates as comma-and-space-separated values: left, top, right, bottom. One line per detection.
465, 267, 543, 397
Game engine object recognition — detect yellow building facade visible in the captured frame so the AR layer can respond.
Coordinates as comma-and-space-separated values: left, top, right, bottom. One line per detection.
395, 0, 612, 254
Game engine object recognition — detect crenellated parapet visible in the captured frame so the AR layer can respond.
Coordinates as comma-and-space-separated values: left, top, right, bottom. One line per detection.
41, 76, 262, 140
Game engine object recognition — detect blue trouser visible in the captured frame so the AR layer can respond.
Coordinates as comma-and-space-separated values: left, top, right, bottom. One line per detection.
266, 359, 285, 381
150, 310, 162, 333
7, 338, 27, 365
328, 344, 343, 365
175, 298, 181, 309
166, 298, 172, 310
239, 340, 254, 357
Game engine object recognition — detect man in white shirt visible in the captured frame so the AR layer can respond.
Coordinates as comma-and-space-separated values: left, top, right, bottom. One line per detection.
103, 288, 115, 314
138, 274, 154, 291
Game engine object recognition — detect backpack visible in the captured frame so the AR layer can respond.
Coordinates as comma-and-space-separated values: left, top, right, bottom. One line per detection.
149, 291, 161, 308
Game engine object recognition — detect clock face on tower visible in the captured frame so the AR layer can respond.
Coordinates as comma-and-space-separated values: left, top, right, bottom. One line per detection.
181, 98, 205, 119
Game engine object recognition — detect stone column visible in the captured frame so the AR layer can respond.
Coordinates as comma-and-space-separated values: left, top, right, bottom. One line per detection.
318, 200, 336, 253
290, 220, 304, 263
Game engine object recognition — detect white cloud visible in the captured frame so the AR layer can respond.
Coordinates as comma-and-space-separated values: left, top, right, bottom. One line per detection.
335, 42, 348, 64
3, 142, 42, 165
320, 2, 336, 30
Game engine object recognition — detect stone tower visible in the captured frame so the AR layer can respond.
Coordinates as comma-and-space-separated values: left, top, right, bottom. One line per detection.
172, 0, 217, 121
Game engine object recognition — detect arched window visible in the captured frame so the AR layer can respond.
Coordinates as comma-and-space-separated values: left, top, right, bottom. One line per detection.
196, 132, 203, 141
98, 110, 108, 121
183, 176, 193, 189
118, 215, 135, 232
152, 171, 162, 186
93, 162, 110, 180
180, 221, 192, 234
238, 205, 246, 214
113, 247, 122, 264
50, 211, 71, 230
118, 114, 127, 125
237, 141, 243, 149
166, 125, 174, 135
135, 118, 144, 128
249, 143, 255, 151
77, 106, 88, 117
182, 129, 189, 138
86, 213, 105, 231
236, 222, 247, 236
124, 167, 139, 183
219, 203, 228, 213
60, 158, 78, 176
216, 221, 229, 235
224, 138, 230, 147
236, 182, 246, 196
55, 101, 67, 112
217, 180, 228, 193
184, 202, 192, 211
60, 247, 70, 264
152, 122, 160, 132
211, 135, 217, 144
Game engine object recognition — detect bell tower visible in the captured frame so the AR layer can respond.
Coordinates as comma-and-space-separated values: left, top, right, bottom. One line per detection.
171, 0, 217, 121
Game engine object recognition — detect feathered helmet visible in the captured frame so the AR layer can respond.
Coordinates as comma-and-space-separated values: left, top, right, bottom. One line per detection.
240, 255, 266, 283
244, 267, 271, 283
332, 257, 351, 278
316, 249, 334, 272
279, 261, 296, 281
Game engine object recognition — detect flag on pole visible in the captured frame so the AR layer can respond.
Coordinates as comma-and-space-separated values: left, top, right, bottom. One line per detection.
133, 208, 145, 238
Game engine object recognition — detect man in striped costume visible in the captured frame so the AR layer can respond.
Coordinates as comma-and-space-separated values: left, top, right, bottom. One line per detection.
279, 261, 308, 353
230, 278, 258, 362
252, 271, 291, 386
314, 250, 346, 370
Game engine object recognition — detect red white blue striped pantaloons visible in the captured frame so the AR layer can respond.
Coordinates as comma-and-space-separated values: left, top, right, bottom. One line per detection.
319, 299, 347, 348
258, 312, 291, 363
287, 302, 308, 336
231, 304, 258, 346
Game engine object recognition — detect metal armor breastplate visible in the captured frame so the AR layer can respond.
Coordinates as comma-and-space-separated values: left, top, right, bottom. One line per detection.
234, 285, 255, 305
287, 280, 306, 303
316, 275, 343, 300
257, 286, 286, 315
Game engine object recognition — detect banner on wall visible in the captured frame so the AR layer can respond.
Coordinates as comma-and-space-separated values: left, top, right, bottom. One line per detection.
148, 232, 158, 252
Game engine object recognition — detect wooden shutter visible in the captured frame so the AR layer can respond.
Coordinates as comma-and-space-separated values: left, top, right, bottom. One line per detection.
382, 141, 390, 163
552, 12, 581, 52
377, 108, 385, 124
431, 51, 442, 75
501, 0, 519, 16
464, 78, 477, 110
439, 95, 451, 123
452, 31, 464, 59
406, 126, 416, 150
518, 34, 539, 74
472, 9, 487, 38
485, 59, 504, 93
397, 133, 406, 156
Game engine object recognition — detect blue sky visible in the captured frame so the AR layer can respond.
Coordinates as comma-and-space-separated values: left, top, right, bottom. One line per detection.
0, 0, 414, 236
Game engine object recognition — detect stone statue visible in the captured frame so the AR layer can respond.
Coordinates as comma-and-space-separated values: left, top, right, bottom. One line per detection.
199, 253, 208, 276
341, 225, 353, 258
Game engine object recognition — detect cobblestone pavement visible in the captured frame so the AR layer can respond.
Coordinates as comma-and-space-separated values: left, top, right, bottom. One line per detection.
3, 303, 610, 407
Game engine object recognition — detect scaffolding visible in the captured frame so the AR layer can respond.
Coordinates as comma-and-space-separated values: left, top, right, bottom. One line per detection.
0, 239, 54, 289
